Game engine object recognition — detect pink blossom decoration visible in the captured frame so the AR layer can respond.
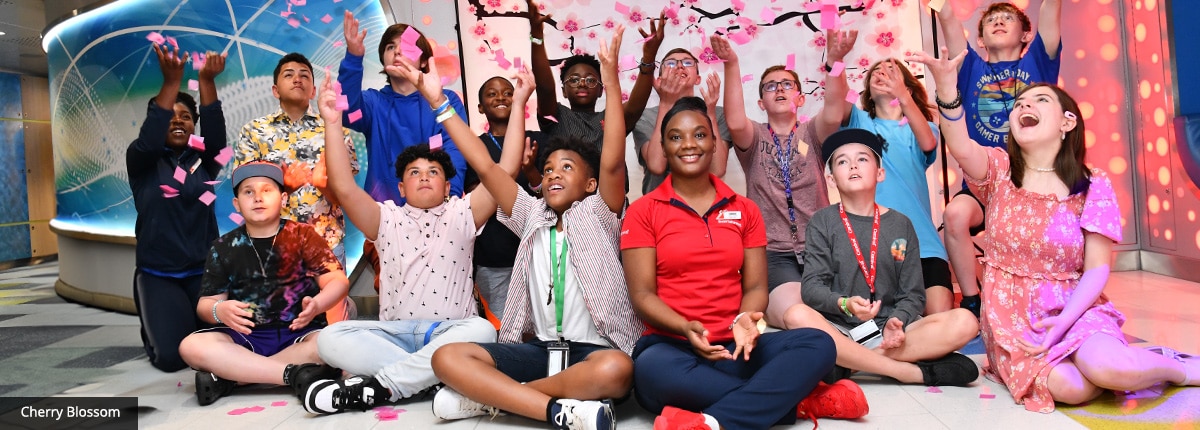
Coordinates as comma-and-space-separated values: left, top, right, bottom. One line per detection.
491, 35, 502, 45
483, 0, 504, 14
626, 6, 646, 24
587, 30, 598, 40
809, 32, 827, 49
471, 21, 488, 39
603, 18, 617, 30
559, 13, 584, 36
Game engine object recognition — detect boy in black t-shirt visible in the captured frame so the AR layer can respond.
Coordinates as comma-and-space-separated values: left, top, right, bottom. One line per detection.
179, 161, 349, 406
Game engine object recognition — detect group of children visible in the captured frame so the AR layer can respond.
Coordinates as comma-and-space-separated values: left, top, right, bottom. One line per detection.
126, 1, 1200, 429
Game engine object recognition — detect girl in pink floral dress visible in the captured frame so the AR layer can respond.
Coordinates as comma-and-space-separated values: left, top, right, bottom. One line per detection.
914, 49, 1200, 413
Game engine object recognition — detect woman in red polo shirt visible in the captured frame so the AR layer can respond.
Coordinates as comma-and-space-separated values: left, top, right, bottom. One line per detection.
621, 97, 864, 430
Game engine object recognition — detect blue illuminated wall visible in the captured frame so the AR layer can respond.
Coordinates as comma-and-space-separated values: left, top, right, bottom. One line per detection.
0, 72, 32, 262
45, 0, 394, 269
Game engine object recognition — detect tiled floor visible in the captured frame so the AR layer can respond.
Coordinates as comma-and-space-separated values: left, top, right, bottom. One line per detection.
1, 261, 1198, 429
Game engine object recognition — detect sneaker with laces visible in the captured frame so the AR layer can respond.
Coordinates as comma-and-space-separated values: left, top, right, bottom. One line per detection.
550, 399, 615, 430
796, 379, 869, 426
653, 406, 713, 430
303, 375, 387, 414
195, 371, 236, 406
432, 386, 503, 420
915, 352, 980, 386
284, 363, 341, 397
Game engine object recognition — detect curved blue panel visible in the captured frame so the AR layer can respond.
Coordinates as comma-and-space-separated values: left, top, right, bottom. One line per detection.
1175, 116, 1200, 193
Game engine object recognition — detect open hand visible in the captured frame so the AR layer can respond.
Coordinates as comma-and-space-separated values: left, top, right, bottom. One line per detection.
849, 296, 881, 322
880, 317, 906, 349
700, 72, 722, 109
343, 11, 367, 57
198, 51, 227, 81
685, 321, 733, 361
316, 74, 342, 124
639, 12, 666, 59
218, 300, 256, 335
709, 34, 736, 63
290, 296, 320, 331
826, 29, 859, 63
153, 43, 185, 83
731, 311, 764, 360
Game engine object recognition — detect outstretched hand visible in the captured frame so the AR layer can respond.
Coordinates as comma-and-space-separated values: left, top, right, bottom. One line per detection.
709, 34, 736, 63
316, 74, 341, 124
597, 25, 626, 82
731, 311, 764, 361
653, 67, 690, 105
393, 56, 445, 108
700, 72, 722, 109
825, 29, 859, 63
639, 12, 666, 59
685, 320, 733, 361
512, 67, 536, 103
906, 48, 965, 88
343, 10, 367, 57
198, 51, 227, 81
880, 317, 906, 349
525, 0, 552, 36
289, 296, 320, 331
153, 43, 185, 83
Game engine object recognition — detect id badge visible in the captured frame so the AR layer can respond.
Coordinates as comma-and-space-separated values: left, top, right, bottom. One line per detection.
849, 320, 883, 344
546, 341, 570, 377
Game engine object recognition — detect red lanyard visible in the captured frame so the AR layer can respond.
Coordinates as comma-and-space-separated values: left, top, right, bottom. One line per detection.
838, 203, 879, 302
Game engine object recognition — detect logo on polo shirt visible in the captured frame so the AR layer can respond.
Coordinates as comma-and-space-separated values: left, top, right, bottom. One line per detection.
717, 210, 742, 227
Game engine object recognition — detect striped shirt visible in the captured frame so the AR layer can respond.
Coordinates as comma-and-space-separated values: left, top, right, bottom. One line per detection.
496, 190, 644, 355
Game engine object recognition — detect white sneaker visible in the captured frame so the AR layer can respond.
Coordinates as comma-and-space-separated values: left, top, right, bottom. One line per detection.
432, 386, 503, 420
551, 399, 615, 430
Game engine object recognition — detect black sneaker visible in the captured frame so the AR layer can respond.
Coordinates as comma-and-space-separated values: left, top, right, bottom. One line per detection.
959, 295, 981, 318
916, 352, 979, 386
821, 364, 851, 384
284, 363, 341, 397
195, 371, 236, 406
303, 375, 388, 415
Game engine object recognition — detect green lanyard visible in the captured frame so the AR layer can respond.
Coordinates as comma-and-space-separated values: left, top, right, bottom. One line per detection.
549, 228, 568, 338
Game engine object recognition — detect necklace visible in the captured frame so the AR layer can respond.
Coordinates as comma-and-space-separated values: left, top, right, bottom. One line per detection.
248, 223, 281, 278
1027, 166, 1055, 172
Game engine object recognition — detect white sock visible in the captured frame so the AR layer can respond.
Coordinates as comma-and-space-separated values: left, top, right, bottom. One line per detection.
702, 413, 719, 430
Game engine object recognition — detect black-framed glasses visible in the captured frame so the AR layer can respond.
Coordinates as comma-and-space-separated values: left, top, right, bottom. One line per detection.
760, 80, 798, 93
564, 76, 600, 88
662, 59, 696, 69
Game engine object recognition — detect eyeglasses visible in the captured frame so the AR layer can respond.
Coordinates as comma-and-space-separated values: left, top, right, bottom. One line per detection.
984, 13, 1018, 25
760, 80, 798, 93
662, 59, 696, 69
564, 76, 600, 89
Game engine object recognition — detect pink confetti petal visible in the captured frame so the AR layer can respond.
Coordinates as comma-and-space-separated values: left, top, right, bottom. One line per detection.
163, 193, 179, 198
160, 184, 178, 194
290, 0, 306, 6
664, 3, 680, 19
619, 54, 637, 71
321, 14, 333, 24
889, 98, 900, 107
731, 0, 746, 11
165, 36, 178, 51
543, 115, 558, 123
287, 17, 301, 28
229, 212, 244, 224
333, 40, 344, 48
926, 386, 943, 393
336, 95, 349, 111
204, 180, 220, 185
514, 57, 524, 71
215, 147, 233, 166
174, 166, 187, 184
271, 401, 288, 407
829, 61, 845, 77
741, 74, 753, 83
188, 79, 199, 91
727, 30, 751, 45
177, 381, 183, 387
147, 32, 165, 44
979, 393, 996, 399
302, 15, 310, 24
821, 4, 840, 30
614, 1, 630, 15
400, 27, 423, 62
804, 2, 821, 11
188, 134, 205, 151
429, 134, 443, 151
495, 49, 512, 70
348, 109, 363, 123
797, 114, 811, 123
191, 52, 206, 71
898, 117, 909, 126
636, 35, 654, 44
785, 54, 795, 71
199, 191, 216, 206
280, 10, 293, 18
761, 6, 777, 23
845, 89, 860, 104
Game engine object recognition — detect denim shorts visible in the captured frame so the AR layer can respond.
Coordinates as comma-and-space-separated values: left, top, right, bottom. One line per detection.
197, 325, 320, 357
477, 339, 612, 382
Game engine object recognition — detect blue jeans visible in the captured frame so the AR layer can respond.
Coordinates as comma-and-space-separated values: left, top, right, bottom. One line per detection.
632, 329, 835, 430
317, 316, 496, 400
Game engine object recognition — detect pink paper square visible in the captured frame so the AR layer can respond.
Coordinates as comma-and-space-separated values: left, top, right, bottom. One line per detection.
898, 117, 909, 126
804, 2, 821, 11
215, 147, 233, 166
165, 36, 178, 51
174, 166, 187, 183
741, 74, 753, 83
348, 109, 363, 123
287, 17, 301, 28
321, 14, 333, 24
188, 134, 205, 151
543, 115, 558, 123
429, 134, 443, 151
728, 31, 751, 45
845, 90, 860, 104
146, 32, 165, 44
336, 95, 349, 111
204, 180, 220, 185
333, 40, 344, 48
280, 10, 293, 18
229, 212, 244, 224
495, 49, 512, 69
614, 1, 630, 14
302, 15, 310, 23
785, 54, 795, 71
926, 386, 942, 393
979, 393, 996, 399
514, 57, 524, 71
761, 7, 777, 23
619, 54, 637, 71
271, 401, 288, 407
199, 191, 216, 206
290, 0, 306, 6
188, 79, 199, 91
821, 5, 840, 30
159, 184, 178, 194
829, 61, 845, 77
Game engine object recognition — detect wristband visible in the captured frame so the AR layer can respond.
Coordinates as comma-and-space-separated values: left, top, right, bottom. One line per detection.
939, 107, 965, 122
530, 36, 543, 45
212, 300, 226, 324
529, 182, 543, 194
935, 89, 962, 110
436, 107, 457, 124
728, 311, 748, 330
432, 99, 451, 114
823, 62, 834, 73
839, 297, 854, 317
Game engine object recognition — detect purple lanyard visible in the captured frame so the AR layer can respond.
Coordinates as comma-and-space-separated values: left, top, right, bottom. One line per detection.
768, 123, 800, 240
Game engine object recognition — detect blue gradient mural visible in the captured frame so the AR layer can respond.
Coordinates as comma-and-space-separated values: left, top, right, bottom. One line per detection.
0, 72, 32, 262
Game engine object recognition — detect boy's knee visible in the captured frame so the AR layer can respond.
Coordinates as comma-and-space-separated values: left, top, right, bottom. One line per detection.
948, 309, 980, 340
431, 342, 477, 376
783, 304, 821, 330
587, 352, 634, 395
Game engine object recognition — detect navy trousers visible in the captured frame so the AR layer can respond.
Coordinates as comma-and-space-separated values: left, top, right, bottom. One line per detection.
133, 270, 204, 372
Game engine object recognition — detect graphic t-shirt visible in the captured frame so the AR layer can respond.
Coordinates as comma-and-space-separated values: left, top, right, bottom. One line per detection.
958, 34, 1061, 149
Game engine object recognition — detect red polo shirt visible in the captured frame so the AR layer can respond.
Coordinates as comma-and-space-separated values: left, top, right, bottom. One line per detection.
621, 174, 767, 343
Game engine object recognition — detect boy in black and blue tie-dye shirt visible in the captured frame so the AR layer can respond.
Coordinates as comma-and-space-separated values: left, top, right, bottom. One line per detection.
180, 161, 349, 406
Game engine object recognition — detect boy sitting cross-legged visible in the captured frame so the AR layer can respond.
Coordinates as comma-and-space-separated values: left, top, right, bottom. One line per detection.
397, 28, 640, 430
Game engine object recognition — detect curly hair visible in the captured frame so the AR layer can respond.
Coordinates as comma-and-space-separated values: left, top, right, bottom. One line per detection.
561, 54, 602, 81
537, 135, 601, 181
394, 143, 457, 181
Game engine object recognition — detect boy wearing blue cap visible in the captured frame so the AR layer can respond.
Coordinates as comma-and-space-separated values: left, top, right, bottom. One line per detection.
179, 161, 349, 406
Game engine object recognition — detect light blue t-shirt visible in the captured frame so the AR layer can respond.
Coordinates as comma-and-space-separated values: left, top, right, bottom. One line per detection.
845, 106, 947, 260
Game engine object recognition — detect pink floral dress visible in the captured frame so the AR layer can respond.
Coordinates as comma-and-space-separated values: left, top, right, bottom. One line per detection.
967, 148, 1125, 413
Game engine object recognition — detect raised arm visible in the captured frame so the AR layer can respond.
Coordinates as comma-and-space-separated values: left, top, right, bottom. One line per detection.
934, 0, 968, 67
338, 10, 371, 132
881, 61, 938, 152
712, 35, 754, 151
466, 69, 534, 228
316, 75, 381, 240
1039, 0, 1063, 58
596, 27, 628, 214
196, 51, 229, 176
526, 0, 559, 119
128, 43, 185, 174
622, 13, 665, 134
814, 29, 859, 142
909, 49, 988, 181
699, 72, 729, 177
641, 68, 690, 175
395, 57, 523, 217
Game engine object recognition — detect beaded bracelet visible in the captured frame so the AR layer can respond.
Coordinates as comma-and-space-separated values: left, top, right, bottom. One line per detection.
935, 89, 962, 110
212, 300, 226, 324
